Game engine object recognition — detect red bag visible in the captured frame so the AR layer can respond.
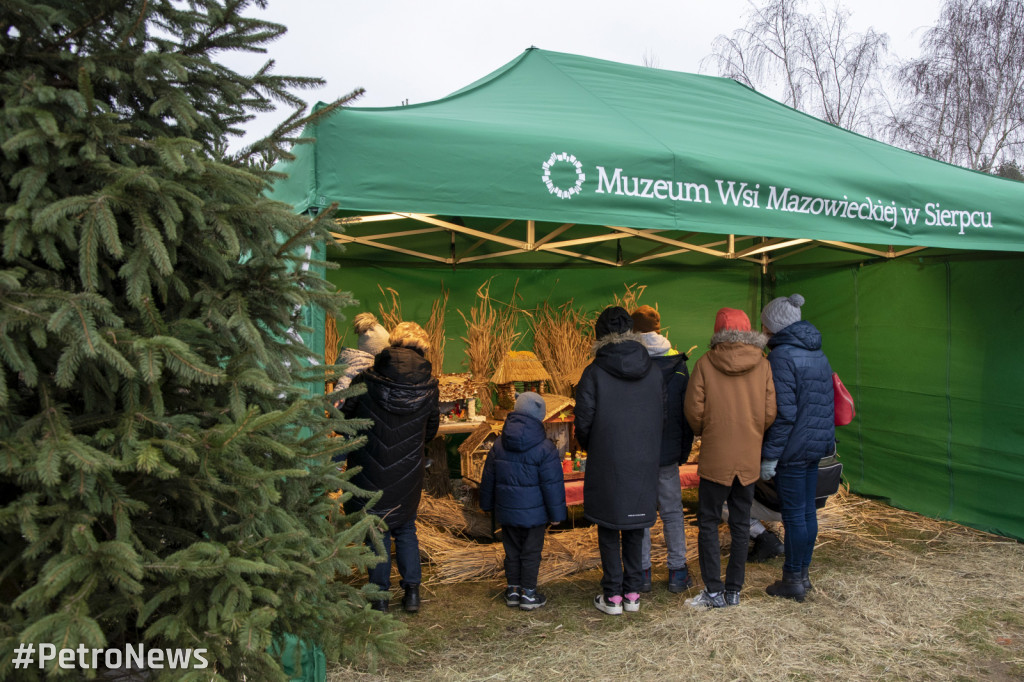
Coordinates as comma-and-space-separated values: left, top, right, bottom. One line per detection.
833, 372, 855, 426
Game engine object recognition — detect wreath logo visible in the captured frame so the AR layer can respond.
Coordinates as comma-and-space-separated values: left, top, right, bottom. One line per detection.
541, 152, 585, 199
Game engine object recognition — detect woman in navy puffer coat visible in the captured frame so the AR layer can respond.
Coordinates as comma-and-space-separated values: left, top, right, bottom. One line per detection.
759, 294, 835, 602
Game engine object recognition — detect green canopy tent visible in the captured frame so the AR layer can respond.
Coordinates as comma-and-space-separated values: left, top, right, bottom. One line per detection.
270, 48, 1024, 540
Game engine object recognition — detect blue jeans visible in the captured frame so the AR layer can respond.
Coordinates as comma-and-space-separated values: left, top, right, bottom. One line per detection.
367, 518, 422, 591
774, 461, 819, 574
641, 464, 687, 570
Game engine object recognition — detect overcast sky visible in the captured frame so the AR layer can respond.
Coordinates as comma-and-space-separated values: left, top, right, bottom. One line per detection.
225, 0, 944, 147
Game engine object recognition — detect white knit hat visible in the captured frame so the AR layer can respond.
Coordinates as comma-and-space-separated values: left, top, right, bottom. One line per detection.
353, 313, 389, 356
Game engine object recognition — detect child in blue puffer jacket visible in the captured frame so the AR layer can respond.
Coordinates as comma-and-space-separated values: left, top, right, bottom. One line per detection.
480, 392, 568, 611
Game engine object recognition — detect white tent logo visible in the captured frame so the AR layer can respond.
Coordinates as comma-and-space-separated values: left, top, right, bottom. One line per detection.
541, 152, 585, 199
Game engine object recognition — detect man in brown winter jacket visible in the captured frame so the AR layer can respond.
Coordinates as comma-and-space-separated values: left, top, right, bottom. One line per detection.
683, 307, 777, 608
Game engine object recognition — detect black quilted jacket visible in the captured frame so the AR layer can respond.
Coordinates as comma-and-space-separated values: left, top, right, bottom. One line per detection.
343, 346, 439, 527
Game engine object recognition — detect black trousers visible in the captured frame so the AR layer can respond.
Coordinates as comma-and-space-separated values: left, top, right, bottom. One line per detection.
597, 525, 645, 598
697, 476, 754, 593
502, 524, 547, 590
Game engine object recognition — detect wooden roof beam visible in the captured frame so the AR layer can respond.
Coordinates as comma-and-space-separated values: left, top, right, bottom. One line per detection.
398, 213, 527, 249
329, 231, 449, 264
456, 219, 515, 260
605, 225, 730, 258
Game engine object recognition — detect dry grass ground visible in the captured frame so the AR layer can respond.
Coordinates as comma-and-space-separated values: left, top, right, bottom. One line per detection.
330, 491, 1024, 681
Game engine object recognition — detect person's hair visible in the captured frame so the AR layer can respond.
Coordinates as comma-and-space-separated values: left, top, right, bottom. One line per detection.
389, 321, 431, 354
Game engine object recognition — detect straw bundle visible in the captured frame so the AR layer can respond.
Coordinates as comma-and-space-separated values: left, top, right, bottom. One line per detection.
530, 300, 594, 395
610, 282, 648, 313
424, 286, 448, 377
376, 285, 402, 331
458, 278, 522, 416
418, 494, 493, 539
416, 515, 698, 586
324, 312, 341, 393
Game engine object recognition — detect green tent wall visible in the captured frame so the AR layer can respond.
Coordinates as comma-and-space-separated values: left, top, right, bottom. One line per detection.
324, 254, 1024, 541
273, 49, 1024, 540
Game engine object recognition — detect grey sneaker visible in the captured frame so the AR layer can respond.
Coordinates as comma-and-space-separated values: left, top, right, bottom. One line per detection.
504, 585, 520, 608
685, 589, 727, 609
724, 590, 740, 606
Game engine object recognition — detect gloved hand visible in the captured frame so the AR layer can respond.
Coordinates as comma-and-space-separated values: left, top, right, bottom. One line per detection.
760, 459, 778, 481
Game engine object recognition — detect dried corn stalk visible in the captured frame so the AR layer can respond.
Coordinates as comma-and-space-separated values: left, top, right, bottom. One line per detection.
458, 277, 521, 416
425, 285, 449, 377
531, 300, 594, 396
376, 285, 402, 331
610, 282, 647, 314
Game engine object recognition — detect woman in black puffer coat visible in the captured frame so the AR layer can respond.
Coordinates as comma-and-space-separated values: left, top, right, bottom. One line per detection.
343, 322, 439, 613
575, 306, 664, 615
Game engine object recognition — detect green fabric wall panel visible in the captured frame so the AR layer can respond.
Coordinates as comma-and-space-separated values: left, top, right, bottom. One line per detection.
773, 255, 1024, 539
326, 262, 761, 372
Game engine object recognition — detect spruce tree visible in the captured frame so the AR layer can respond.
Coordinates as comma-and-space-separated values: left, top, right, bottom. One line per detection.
0, 1, 402, 679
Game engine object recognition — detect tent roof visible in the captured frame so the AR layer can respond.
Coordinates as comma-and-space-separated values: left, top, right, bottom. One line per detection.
270, 48, 1024, 263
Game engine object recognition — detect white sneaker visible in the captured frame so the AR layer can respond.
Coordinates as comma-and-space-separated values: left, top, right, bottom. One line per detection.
623, 592, 640, 612
594, 594, 623, 615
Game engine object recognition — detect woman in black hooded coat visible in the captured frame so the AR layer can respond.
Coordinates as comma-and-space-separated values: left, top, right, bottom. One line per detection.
342, 322, 439, 613
575, 306, 664, 615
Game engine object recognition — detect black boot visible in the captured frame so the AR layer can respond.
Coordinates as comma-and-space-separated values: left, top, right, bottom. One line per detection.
801, 567, 813, 591
765, 571, 806, 602
401, 583, 420, 613
370, 599, 389, 613
748, 530, 785, 563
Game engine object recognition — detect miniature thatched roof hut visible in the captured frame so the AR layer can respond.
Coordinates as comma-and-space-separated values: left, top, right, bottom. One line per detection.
489, 350, 554, 411
489, 350, 552, 385
540, 394, 574, 422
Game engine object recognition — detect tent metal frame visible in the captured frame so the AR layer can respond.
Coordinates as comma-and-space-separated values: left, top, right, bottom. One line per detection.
331, 213, 930, 269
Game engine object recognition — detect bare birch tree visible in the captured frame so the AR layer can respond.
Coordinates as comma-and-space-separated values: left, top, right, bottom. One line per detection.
889, 0, 1024, 172
704, 0, 889, 135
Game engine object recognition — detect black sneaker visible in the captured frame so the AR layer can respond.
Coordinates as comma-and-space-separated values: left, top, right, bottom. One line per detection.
724, 590, 740, 606
519, 588, 547, 611
667, 566, 694, 593
370, 599, 389, 614
639, 568, 652, 593
505, 585, 521, 608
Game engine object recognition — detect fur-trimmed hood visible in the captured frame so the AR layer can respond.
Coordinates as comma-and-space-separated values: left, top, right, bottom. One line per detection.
710, 329, 768, 350
705, 329, 769, 377
590, 331, 652, 380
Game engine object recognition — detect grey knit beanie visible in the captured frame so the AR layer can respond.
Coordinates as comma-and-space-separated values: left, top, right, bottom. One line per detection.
513, 391, 547, 423
353, 312, 390, 356
760, 294, 805, 334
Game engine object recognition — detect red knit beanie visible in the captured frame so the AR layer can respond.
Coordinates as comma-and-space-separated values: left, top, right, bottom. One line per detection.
714, 308, 751, 333
630, 305, 661, 333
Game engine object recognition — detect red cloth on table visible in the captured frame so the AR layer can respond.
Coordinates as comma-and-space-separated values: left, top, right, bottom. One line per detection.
564, 463, 698, 506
